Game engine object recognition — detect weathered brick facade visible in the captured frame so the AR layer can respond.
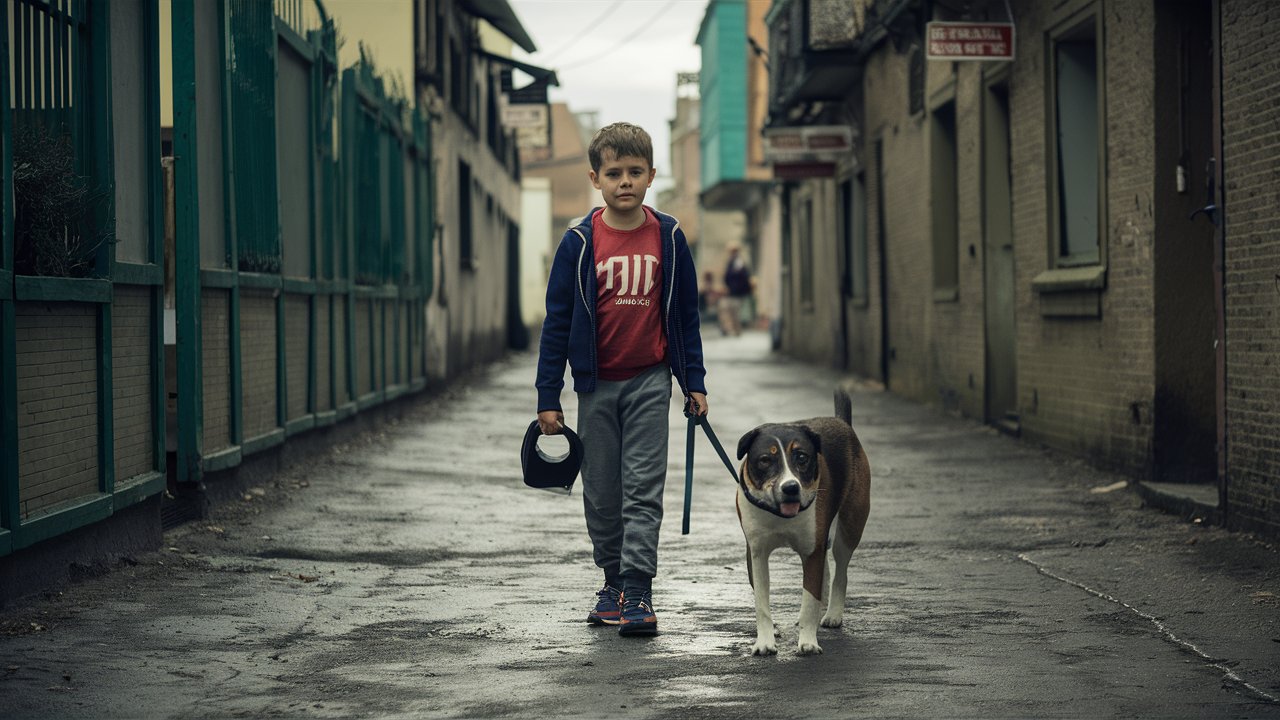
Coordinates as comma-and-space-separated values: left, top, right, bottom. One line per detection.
15, 303, 99, 518
202, 289, 232, 454
111, 287, 154, 483
355, 299, 373, 397
1221, 0, 1280, 534
241, 290, 279, 440
285, 295, 309, 422
776, 0, 1249, 510
1007, 0, 1158, 477
315, 298, 333, 413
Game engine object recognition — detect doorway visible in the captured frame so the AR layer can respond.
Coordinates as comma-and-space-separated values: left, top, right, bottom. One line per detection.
1152, 0, 1216, 485
982, 79, 1017, 431
874, 138, 890, 388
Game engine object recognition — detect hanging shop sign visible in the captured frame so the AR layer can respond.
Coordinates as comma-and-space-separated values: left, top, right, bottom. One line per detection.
764, 125, 854, 179
501, 104, 547, 130
764, 125, 853, 162
926, 22, 1015, 61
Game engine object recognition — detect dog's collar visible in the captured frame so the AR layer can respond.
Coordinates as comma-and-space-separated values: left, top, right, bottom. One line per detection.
739, 475, 814, 519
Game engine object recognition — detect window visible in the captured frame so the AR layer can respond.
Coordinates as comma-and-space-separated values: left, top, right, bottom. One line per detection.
931, 99, 959, 300
1050, 13, 1102, 266
799, 196, 814, 310
841, 175, 869, 305
458, 160, 473, 270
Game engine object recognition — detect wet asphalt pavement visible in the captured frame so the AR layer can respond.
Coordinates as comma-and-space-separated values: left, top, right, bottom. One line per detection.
1, 331, 1279, 718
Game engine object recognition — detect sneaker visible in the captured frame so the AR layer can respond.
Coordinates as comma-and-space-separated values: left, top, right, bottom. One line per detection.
617, 589, 658, 636
586, 584, 622, 625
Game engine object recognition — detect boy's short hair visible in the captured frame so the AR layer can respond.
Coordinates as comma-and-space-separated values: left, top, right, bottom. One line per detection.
588, 122, 654, 172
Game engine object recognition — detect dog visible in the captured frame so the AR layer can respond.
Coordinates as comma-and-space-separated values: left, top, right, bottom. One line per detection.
735, 389, 870, 655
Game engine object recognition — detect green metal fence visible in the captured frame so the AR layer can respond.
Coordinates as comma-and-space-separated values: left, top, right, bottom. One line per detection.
2, 0, 166, 557
2, 0, 434, 561
172, 0, 435, 481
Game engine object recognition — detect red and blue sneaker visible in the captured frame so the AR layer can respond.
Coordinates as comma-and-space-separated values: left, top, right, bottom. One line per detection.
617, 589, 658, 636
586, 584, 622, 625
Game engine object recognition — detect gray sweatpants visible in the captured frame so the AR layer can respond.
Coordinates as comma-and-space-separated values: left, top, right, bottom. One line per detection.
576, 364, 672, 585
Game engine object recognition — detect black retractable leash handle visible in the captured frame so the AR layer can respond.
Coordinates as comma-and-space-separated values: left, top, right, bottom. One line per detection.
682, 396, 740, 535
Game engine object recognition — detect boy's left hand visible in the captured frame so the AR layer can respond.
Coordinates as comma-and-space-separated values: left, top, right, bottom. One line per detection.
688, 392, 709, 417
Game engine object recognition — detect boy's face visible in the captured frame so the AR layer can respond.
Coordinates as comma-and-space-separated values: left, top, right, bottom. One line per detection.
589, 151, 656, 214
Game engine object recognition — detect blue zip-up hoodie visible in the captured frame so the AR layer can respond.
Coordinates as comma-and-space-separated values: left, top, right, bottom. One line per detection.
536, 206, 707, 412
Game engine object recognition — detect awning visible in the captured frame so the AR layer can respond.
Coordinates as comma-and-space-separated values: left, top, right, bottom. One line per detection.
477, 49, 559, 88
460, 0, 539, 54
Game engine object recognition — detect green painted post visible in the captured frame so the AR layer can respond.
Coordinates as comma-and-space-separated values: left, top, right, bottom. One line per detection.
219, 0, 244, 447
306, 30, 319, 418
0, 0, 17, 550
172, 0, 205, 482
145, 0, 167, 472
0, 301, 15, 552
272, 13, 287, 433
89, 2, 116, 495
341, 69, 358, 410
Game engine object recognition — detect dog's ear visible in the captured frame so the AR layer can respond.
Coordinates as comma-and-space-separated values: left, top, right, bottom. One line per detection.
802, 425, 823, 456
737, 427, 761, 460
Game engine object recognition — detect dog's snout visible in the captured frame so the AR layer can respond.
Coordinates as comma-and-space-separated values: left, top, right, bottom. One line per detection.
780, 480, 801, 497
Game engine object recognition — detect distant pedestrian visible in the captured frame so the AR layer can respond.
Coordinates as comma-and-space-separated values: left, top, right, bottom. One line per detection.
699, 270, 721, 327
719, 244, 753, 336
534, 122, 709, 637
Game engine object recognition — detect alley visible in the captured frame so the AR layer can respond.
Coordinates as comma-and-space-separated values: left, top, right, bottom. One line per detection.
1, 331, 1278, 718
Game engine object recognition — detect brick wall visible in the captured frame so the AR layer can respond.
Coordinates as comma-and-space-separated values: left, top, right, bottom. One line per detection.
862, 45, 932, 402
241, 289, 278, 439
202, 289, 231, 453
285, 294, 309, 421
315, 297, 332, 412
400, 301, 411, 386
355, 299, 372, 396
1222, 0, 1280, 534
410, 301, 425, 384
783, 179, 842, 366
16, 302, 98, 518
1007, 0, 1157, 476
943, 64, 987, 420
334, 298, 349, 406
112, 286, 153, 481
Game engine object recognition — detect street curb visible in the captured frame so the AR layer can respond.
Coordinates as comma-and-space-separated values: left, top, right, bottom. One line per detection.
1133, 480, 1222, 527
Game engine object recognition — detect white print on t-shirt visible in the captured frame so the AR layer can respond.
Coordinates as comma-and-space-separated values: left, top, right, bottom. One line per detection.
596, 254, 659, 297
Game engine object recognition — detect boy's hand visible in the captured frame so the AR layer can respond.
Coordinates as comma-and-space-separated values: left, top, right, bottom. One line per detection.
538, 410, 564, 435
688, 392, 709, 417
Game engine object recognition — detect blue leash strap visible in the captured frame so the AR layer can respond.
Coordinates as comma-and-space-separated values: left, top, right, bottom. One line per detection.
683, 415, 695, 535
682, 399, 740, 535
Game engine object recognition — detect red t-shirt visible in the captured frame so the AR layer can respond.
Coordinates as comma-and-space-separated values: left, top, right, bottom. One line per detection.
593, 209, 668, 381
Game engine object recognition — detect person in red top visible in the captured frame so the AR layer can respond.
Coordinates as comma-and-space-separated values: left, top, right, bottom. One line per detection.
535, 122, 708, 636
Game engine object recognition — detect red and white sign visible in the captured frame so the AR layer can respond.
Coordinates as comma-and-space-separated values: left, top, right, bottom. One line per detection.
926, 22, 1015, 61
763, 126, 854, 164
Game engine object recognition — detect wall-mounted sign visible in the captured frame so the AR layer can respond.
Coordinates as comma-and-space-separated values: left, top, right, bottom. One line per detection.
763, 125, 854, 165
772, 162, 837, 180
926, 22, 1015, 61
501, 104, 547, 130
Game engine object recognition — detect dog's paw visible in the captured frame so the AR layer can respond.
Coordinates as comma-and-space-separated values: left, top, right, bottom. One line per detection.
796, 640, 824, 655
820, 613, 844, 628
750, 639, 778, 656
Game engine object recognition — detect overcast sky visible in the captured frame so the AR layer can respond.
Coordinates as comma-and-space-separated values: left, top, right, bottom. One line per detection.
508, 0, 710, 184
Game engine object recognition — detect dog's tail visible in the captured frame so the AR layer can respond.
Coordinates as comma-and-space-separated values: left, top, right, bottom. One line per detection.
834, 387, 852, 426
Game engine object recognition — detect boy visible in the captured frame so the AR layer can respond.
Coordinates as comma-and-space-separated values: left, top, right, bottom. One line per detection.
535, 122, 708, 636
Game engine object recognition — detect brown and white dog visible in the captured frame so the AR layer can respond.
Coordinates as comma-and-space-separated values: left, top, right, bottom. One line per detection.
735, 390, 870, 655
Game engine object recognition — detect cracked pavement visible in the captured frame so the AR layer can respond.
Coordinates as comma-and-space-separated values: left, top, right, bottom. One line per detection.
1, 331, 1278, 718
